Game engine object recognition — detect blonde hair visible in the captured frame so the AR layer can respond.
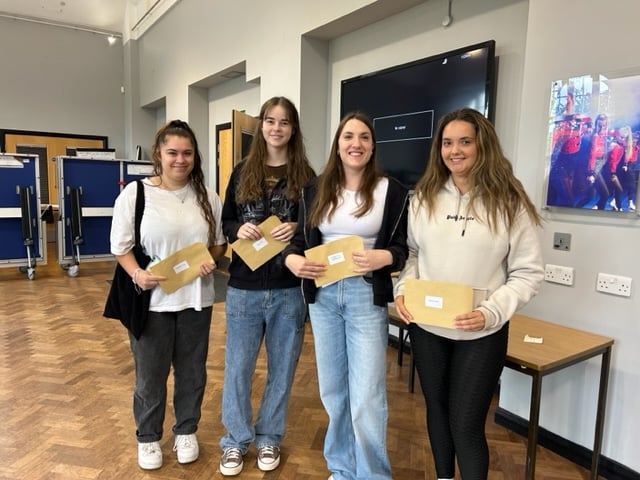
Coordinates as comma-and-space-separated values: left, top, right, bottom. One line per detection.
619, 126, 633, 160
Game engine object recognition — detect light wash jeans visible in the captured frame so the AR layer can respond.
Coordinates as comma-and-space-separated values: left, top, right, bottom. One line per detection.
309, 276, 392, 480
129, 307, 212, 443
220, 286, 306, 452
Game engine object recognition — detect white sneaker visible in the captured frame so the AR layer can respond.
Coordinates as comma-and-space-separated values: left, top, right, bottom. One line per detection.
257, 445, 280, 471
173, 433, 199, 464
138, 441, 162, 470
220, 447, 243, 476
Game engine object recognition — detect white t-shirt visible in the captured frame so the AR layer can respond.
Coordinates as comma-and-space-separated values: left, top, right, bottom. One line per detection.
319, 177, 388, 250
110, 178, 226, 312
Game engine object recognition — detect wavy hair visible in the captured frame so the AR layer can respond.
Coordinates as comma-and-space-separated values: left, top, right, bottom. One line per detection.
309, 112, 385, 227
151, 120, 217, 246
413, 108, 541, 231
236, 96, 315, 203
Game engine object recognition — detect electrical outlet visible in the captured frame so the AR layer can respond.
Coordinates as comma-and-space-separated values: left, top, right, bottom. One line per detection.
544, 264, 574, 286
596, 273, 632, 297
553, 232, 572, 251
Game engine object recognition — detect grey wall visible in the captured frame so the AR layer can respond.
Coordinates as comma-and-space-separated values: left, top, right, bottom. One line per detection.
0, 17, 125, 156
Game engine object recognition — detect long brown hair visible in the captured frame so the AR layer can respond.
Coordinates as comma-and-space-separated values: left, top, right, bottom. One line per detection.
236, 96, 315, 203
413, 108, 541, 231
309, 112, 385, 227
151, 120, 217, 246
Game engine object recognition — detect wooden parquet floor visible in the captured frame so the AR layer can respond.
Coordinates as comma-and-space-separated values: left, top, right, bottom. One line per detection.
0, 245, 595, 479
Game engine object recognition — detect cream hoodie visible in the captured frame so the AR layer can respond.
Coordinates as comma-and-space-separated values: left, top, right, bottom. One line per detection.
395, 177, 544, 340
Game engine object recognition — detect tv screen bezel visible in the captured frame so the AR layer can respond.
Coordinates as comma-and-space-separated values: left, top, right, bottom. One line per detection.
339, 40, 497, 188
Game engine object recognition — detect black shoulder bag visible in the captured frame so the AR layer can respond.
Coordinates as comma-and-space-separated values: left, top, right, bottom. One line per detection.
103, 180, 151, 339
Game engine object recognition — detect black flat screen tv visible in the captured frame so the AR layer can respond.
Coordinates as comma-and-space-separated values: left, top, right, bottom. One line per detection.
340, 40, 497, 188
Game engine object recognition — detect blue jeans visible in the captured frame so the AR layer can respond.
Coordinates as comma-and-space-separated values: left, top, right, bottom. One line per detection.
309, 276, 391, 480
220, 286, 306, 452
129, 308, 212, 442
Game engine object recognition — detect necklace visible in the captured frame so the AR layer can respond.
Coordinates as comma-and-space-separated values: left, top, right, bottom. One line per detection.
165, 184, 191, 203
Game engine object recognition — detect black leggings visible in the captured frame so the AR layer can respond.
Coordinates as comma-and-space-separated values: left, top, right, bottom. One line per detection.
409, 323, 508, 480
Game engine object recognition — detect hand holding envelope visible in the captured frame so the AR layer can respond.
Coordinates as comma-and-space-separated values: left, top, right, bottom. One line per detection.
304, 235, 364, 287
230, 216, 289, 271
148, 242, 214, 294
404, 278, 474, 329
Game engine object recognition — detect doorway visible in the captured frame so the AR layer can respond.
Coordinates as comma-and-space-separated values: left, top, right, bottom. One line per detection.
216, 110, 258, 200
216, 110, 259, 262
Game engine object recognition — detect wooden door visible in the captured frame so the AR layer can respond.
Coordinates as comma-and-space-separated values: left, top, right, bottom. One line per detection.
217, 127, 233, 201
216, 110, 258, 262
232, 109, 259, 167
216, 110, 258, 200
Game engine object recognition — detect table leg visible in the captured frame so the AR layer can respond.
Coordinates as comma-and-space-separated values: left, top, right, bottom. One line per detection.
525, 372, 543, 480
590, 347, 612, 480
409, 352, 415, 393
397, 328, 405, 366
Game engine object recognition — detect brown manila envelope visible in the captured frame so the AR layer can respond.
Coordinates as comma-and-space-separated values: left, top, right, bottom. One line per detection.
148, 242, 214, 294
230, 215, 289, 271
304, 235, 364, 287
404, 278, 473, 329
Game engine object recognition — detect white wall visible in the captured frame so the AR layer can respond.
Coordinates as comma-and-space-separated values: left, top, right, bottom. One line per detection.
501, 0, 640, 471
130, 0, 421, 176
0, 17, 125, 156
134, 0, 377, 116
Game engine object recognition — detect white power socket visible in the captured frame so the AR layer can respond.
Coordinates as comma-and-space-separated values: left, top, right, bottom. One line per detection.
544, 264, 574, 286
596, 273, 632, 297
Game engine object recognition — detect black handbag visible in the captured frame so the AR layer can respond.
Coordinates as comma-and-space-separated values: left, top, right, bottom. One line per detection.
103, 180, 151, 339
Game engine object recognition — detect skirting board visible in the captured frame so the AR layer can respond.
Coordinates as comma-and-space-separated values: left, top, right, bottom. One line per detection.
494, 407, 639, 480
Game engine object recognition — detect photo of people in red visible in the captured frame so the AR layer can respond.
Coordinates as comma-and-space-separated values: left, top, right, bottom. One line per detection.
545, 74, 639, 212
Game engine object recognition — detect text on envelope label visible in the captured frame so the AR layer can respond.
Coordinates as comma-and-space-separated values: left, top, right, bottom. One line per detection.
425, 295, 444, 309
252, 237, 268, 251
327, 252, 346, 265
173, 260, 190, 274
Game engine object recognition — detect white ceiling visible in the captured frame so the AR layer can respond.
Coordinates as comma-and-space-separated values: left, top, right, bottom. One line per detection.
0, 0, 131, 34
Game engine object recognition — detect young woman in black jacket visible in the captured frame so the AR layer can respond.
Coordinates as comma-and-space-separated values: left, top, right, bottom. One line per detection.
284, 112, 408, 480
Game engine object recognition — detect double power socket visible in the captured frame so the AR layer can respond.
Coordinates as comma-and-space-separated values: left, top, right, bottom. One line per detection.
545, 263, 632, 297
544, 264, 574, 286
596, 273, 632, 297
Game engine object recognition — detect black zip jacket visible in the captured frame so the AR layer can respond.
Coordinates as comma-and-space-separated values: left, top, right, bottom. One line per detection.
283, 176, 409, 306
222, 161, 311, 290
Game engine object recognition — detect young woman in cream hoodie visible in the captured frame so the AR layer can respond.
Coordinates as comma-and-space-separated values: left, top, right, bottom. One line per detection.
394, 108, 544, 480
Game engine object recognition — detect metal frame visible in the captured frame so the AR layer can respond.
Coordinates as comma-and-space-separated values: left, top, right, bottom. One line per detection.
0, 153, 47, 278
54, 156, 153, 275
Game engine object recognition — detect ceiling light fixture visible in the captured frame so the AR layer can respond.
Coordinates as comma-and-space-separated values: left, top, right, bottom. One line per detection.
0, 12, 122, 42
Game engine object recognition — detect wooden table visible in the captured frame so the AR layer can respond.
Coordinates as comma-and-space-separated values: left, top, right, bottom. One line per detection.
506, 314, 614, 480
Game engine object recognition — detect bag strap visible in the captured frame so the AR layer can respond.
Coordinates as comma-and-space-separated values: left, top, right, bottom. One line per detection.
134, 180, 145, 248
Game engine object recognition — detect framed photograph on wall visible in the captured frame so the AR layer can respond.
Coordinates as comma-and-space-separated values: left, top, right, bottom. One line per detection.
543, 71, 640, 214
